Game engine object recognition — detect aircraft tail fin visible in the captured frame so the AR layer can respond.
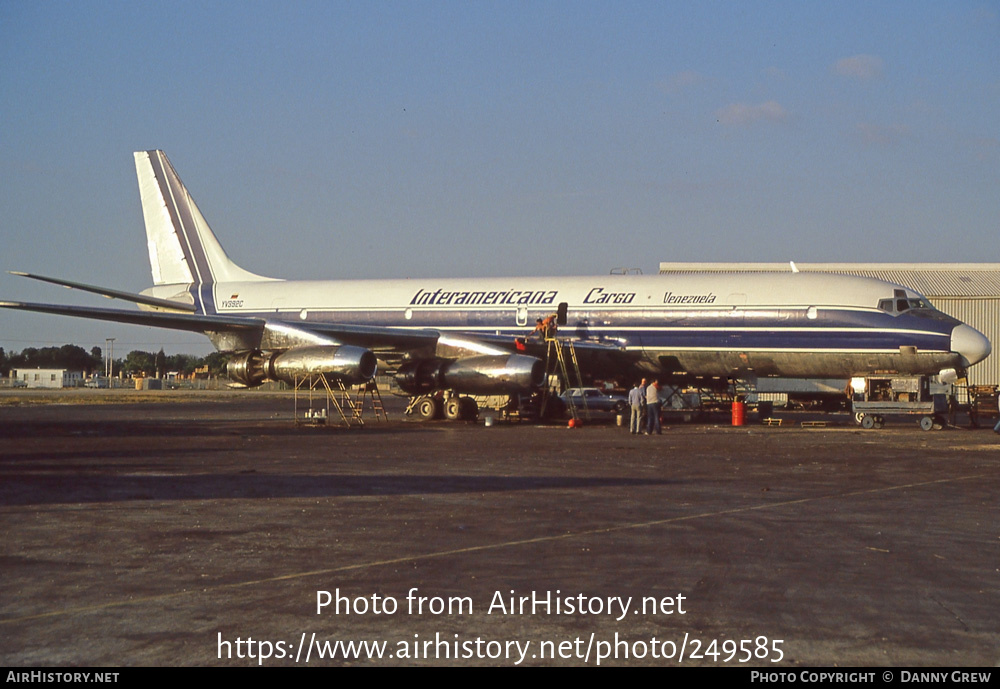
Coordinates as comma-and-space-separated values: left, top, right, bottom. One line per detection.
134, 150, 274, 286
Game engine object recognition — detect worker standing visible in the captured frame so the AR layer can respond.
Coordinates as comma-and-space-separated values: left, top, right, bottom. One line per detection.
639, 377, 648, 429
646, 380, 662, 435
542, 313, 558, 339
628, 381, 644, 434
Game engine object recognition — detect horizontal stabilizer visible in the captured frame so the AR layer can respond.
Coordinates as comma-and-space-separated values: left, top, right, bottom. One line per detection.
0, 300, 262, 334
8, 271, 196, 312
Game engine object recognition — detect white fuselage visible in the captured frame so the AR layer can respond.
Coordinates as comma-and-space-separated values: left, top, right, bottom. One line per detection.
144, 271, 981, 380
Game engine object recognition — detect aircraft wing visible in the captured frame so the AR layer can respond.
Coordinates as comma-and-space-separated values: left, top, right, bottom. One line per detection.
0, 300, 440, 354
472, 331, 633, 377
284, 321, 441, 352
2, 270, 440, 352
472, 331, 625, 355
0, 298, 623, 363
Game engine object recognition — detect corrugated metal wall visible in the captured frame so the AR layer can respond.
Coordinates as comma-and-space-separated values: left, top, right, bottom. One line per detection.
929, 298, 999, 387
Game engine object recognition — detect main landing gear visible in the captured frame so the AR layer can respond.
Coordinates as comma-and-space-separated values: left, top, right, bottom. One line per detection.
406, 391, 569, 423
408, 394, 479, 421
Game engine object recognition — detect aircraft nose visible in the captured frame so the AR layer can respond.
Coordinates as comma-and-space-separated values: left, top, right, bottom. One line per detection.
951, 324, 991, 367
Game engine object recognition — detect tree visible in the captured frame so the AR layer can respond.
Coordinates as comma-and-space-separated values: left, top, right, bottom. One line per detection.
122, 351, 156, 377
203, 351, 229, 375
2, 343, 228, 380
5, 345, 99, 374
165, 353, 199, 375
57, 344, 99, 374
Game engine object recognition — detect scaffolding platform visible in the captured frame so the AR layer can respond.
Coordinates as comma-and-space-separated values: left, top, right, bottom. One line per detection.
292, 376, 388, 428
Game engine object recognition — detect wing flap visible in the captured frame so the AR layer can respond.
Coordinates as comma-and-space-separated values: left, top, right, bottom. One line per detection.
294, 322, 440, 352
473, 332, 625, 354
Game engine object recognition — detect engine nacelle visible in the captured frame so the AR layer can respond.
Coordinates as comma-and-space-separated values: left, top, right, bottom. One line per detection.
394, 358, 447, 395
227, 345, 378, 387
396, 354, 544, 395
227, 349, 268, 387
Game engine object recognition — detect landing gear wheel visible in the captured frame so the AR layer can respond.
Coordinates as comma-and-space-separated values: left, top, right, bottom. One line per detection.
417, 397, 442, 420
444, 397, 463, 421
861, 415, 876, 429
920, 416, 935, 431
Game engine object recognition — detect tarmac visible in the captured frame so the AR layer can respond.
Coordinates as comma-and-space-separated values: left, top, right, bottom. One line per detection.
0, 389, 997, 666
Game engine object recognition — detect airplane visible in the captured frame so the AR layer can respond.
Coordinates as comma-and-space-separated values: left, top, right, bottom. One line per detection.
1, 150, 991, 420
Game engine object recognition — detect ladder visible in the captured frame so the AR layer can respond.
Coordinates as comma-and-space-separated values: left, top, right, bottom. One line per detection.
334, 379, 366, 426
542, 338, 590, 421
354, 379, 389, 422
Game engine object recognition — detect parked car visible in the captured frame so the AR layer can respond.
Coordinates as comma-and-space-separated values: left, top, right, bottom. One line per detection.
559, 387, 629, 414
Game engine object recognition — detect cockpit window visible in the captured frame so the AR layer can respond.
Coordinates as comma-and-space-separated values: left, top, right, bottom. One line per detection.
880, 297, 933, 315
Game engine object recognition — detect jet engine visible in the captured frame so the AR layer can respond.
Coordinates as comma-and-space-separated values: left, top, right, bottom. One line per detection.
395, 354, 544, 395
227, 345, 378, 387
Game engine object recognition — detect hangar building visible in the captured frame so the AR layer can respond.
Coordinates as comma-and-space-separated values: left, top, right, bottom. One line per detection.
658, 263, 999, 388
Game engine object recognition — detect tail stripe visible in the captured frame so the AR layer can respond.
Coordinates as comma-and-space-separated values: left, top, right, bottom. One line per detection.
146, 151, 214, 286
134, 150, 275, 296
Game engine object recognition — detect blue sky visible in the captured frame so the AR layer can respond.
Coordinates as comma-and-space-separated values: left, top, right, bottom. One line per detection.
1, 1, 997, 354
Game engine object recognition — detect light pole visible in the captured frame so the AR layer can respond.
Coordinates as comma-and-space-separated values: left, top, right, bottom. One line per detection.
105, 338, 115, 386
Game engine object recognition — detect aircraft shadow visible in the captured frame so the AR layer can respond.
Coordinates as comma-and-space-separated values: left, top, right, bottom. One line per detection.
0, 473, 677, 506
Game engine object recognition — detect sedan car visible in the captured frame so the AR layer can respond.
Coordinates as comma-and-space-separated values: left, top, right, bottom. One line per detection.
559, 387, 629, 414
